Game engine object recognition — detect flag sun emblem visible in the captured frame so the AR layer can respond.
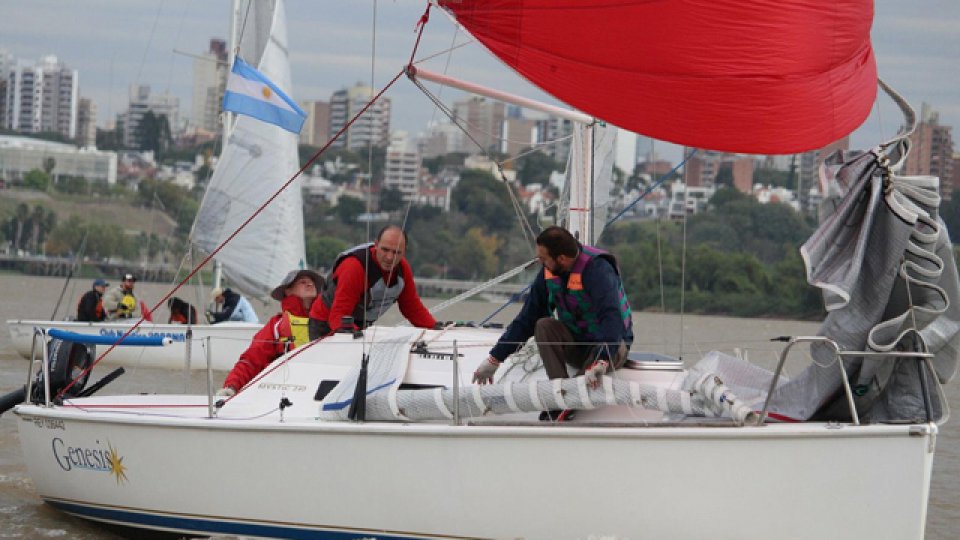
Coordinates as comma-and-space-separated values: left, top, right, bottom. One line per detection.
261, 86, 272, 99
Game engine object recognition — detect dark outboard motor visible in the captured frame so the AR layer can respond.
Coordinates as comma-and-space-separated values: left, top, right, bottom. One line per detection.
0, 338, 95, 415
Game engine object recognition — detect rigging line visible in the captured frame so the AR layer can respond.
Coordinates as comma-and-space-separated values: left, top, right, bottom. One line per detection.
362, 0, 376, 348
409, 76, 536, 246
597, 149, 696, 243
498, 135, 574, 167
133, 0, 166, 86
425, 24, 462, 129
678, 151, 691, 362
429, 257, 538, 316
364, 2, 436, 347
656, 215, 667, 350
162, 1, 191, 94
57, 68, 409, 400
235, 0, 254, 54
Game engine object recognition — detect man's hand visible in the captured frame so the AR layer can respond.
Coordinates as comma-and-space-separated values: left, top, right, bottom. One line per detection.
215, 387, 236, 398
473, 356, 501, 385
584, 359, 609, 389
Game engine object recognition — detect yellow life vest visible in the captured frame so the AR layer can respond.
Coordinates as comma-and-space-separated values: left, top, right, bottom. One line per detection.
275, 312, 311, 353
118, 294, 137, 316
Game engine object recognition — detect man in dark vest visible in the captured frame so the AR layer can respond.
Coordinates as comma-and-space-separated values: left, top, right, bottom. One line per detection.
308, 225, 436, 339
473, 226, 633, 421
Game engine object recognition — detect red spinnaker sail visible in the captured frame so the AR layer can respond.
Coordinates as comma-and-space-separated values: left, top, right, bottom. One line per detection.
439, 0, 876, 154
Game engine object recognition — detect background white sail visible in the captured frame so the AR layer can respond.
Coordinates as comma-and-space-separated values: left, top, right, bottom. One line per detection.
192, 0, 306, 300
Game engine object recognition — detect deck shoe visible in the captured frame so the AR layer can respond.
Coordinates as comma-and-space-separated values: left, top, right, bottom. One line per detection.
539, 409, 576, 422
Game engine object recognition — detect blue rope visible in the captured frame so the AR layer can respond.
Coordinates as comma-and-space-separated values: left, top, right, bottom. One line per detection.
600, 148, 697, 236
480, 283, 531, 325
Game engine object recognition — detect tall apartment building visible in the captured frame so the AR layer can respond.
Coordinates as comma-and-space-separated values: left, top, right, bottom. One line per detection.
683, 149, 754, 194
903, 104, 955, 198
76, 97, 97, 147
383, 131, 421, 201
4, 55, 78, 140
191, 39, 228, 134
501, 116, 537, 157
299, 100, 330, 146
329, 83, 391, 151
118, 85, 180, 149
452, 95, 505, 155
0, 48, 13, 130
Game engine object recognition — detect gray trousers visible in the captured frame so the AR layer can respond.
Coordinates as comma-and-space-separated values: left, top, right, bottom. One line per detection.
534, 318, 628, 379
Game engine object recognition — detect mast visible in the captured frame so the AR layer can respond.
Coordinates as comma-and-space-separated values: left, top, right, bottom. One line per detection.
213, 0, 241, 291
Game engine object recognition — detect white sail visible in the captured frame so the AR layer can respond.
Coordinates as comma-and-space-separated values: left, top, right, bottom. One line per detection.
192, 0, 306, 300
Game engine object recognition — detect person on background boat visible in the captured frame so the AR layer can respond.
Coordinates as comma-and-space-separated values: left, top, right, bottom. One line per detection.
474, 226, 633, 421
307, 225, 436, 339
102, 273, 142, 320
217, 269, 323, 397
76, 278, 108, 322
208, 287, 259, 323
166, 297, 199, 324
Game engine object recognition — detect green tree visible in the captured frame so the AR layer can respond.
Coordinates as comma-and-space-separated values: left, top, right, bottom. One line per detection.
11, 203, 29, 251
334, 196, 365, 224
515, 149, 560, 186
42, 157, 56, 192
448, 227, 500, 279
306, 234, 349, 270
379, 187, 405, 212
22, 169, 49, 191
137, 111, 172, 160
451, 169, 515, 233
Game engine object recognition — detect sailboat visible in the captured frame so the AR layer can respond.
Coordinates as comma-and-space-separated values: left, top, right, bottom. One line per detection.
5, 0, 305, 371
8, 1, 960, 539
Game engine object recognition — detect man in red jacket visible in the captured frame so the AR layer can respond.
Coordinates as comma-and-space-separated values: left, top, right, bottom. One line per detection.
308, 225, 436, 339
217, 269, 323, 397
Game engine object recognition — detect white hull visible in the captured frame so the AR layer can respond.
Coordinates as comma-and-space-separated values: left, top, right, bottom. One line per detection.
6, 319, 258, 371
11, 326, 937, 539
14, 404, 935, 540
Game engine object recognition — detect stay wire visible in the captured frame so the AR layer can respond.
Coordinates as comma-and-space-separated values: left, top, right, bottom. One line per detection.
57, 68, 409, 399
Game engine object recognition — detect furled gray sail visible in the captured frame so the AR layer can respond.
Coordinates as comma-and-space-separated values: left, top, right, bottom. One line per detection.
692, 84, 959, 424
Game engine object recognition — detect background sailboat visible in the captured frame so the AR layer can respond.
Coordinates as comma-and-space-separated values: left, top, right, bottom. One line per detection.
6, 0, 303, 370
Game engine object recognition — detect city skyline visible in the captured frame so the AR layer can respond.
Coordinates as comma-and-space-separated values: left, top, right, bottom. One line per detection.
1, 0, 958, 161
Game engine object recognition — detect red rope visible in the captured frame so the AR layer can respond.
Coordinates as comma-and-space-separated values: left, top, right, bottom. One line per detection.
58, 3, 437, 400
61, 403, 208, 409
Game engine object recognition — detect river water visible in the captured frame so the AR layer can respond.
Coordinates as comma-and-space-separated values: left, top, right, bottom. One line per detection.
0, 274, 956, 538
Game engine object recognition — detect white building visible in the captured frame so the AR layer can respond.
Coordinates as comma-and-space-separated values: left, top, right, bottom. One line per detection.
418, 121, 465, 158
667, 180, 714, 219
0, 134, 117, 184
4, 55, 78, 140
329, 83, 391, 151
383, 131, 421, 201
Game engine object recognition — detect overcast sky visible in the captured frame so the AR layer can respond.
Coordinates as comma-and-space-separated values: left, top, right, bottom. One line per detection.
1, 0, 958, 161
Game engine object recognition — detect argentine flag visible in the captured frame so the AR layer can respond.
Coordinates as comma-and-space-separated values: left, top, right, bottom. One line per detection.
223, 57, 307, 134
